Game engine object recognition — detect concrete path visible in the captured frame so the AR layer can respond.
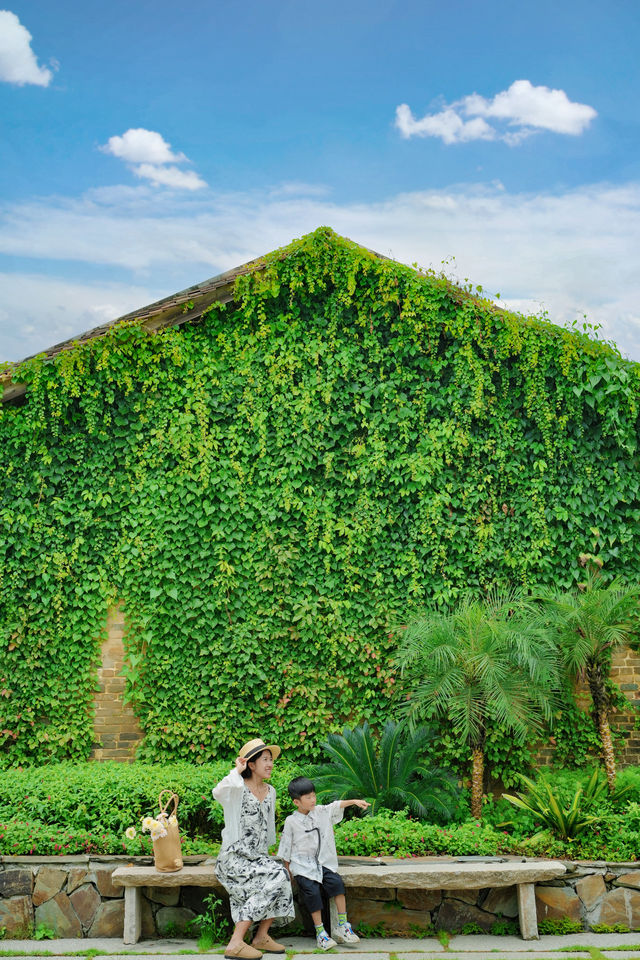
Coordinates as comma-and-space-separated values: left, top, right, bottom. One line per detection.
1, 933, 640, 958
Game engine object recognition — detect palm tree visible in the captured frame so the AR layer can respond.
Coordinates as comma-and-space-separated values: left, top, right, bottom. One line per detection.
539, 562, 640, 792
310, 721, 459, 821
394, 588, 561, 819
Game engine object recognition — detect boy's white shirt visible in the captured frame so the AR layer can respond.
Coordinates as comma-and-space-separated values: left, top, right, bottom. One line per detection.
278, 801, 344, 882
212, 768, 276, 852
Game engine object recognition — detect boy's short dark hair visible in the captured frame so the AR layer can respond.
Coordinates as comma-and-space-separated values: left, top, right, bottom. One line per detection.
288, 776, 315, 799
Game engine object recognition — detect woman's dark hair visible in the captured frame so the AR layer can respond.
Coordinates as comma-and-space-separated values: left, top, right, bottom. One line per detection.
241, 748, 270, 779
288, 776, 315, 799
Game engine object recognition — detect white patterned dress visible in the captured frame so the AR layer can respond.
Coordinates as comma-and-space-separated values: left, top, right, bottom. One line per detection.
215, 785, 294, 925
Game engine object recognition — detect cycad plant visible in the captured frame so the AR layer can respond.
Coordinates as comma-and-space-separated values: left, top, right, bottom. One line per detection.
539, 561, 640, 791
395, 587, 561, 819
310, 721, 459, 821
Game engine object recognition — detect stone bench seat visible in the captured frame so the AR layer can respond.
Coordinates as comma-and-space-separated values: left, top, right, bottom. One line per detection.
113, 857, 566, 944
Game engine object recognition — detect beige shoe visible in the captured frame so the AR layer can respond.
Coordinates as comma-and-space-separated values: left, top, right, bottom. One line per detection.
225, 944, 263, 959
252, 935, 286, 954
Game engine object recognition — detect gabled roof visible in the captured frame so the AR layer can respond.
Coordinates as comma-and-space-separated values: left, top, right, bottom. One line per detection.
0, 232, 389, 404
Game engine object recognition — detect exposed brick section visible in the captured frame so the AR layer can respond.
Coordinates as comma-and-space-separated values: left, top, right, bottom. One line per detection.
90, 606, 143, 762
535, 644, 640, 769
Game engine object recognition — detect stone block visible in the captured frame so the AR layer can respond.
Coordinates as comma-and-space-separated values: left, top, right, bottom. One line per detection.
435, 899, 494, 932
95, 867, 123, 898
156, 905, 196, 935
35, 892, 83, 938
593, 887, 640, 927
141, 896, 156, 938
576, 874, 606, 910
33, 866, 67, 906
69, 883, 101, 929
614, 871, 640, 890
181, 886, 212, 913
444, 888, 480, 905
0, 868, 33, 898
66, 868, 90, 894
481, 885, 518, 918
348, 885, 395, 902
535, 885, 581, 921
144, 884, 180, 906
396, 888, 442, 911
88, 898, 125, 937
346, 898, 430, 933
0, 895, 33, 935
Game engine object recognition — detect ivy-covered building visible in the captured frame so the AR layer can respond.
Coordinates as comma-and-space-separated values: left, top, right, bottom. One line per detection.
1, 227, 639, 772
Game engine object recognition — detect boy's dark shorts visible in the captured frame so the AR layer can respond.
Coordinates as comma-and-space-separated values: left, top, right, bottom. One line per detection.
295, 867, 345, 913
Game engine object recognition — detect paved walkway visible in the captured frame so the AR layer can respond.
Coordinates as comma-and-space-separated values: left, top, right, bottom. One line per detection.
1, 932, 640, 959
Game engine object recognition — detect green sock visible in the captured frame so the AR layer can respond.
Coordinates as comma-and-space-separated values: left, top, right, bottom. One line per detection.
315, 924, 326, 936
338, 913, 347, 926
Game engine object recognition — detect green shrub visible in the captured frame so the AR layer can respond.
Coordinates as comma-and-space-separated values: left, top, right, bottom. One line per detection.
0, 817, 219, 856
502, 768, 609, 840
334, 809, 501, 858
311, 721, 459, 821
538, 917, 583, 935
0, 758, 303, 846
489, 918, 518, 936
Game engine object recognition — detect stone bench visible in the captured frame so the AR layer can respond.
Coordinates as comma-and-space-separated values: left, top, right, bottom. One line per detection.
112, 865, 220, 943
331, 857, 566, 941
113, 857, 566, 944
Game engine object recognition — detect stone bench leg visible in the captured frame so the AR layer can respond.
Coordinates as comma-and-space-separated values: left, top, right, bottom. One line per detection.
329, 898, 339, 939
517, 882, 538, 940
123, 886, 141, 944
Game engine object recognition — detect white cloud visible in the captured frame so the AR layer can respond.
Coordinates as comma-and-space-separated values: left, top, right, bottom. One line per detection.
132, 163, 207, 191
1, 178, 640, 363
395, 105, 495, 144
102, 129, 187, 165
0, 273, 154, 362
100, 128, 207, 190
396, 80, 597, 145
0, 10, 53, 87
464, 80, 597, 135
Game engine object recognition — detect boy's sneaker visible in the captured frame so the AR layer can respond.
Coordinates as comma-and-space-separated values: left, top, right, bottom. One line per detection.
316, 931, 337, 951
335, 922, 359, 945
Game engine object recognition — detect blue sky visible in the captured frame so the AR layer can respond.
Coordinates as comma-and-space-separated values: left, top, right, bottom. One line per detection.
1, 0, 639, 362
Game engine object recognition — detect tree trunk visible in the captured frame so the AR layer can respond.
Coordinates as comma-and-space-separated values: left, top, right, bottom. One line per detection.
588, 668, 616, 792
471, 747, 484, 820
598, 709, 617, 792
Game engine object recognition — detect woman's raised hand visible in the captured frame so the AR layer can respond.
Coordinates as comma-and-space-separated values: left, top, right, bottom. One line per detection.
235, 756, 248, 774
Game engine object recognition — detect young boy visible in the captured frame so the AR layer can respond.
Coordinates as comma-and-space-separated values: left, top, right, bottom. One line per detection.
278, 776, 370, 951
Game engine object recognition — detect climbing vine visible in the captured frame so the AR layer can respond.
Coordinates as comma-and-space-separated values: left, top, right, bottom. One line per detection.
1, 227, 639, 768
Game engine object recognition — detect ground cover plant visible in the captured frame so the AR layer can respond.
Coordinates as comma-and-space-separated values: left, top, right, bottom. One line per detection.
2, 228, 640, 768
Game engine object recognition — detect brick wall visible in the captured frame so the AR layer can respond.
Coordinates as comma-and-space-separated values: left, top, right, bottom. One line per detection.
91, 606, 143, 761
610, 644, 640, 764
535, 643, 640, 769
88, 607, 639, 768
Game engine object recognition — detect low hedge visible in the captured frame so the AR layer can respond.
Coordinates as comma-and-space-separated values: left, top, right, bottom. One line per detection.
0, 819, 219, 857
336, 809, 640, 860
335, 813, 501, 857
3, 762, 640, 860
0, 759, 303, 852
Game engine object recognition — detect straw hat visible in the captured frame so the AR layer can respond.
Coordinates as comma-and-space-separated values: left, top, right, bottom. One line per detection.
239, 738, 281, 762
